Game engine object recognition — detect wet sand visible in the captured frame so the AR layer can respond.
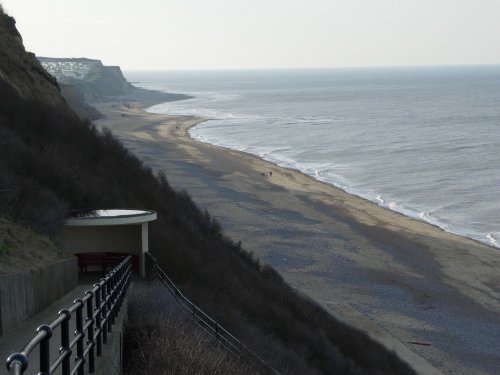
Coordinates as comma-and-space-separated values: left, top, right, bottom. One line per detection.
94, 94, 500, 375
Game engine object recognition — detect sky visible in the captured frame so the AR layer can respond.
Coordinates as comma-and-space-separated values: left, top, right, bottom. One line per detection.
2, 0, 500, 70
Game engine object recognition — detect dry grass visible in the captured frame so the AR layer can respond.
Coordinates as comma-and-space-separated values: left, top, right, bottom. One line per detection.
0, 217, 71, 275
124, 283, 258, 375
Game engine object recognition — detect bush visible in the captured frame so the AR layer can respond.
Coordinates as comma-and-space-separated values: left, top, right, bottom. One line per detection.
124, 282, 257, 375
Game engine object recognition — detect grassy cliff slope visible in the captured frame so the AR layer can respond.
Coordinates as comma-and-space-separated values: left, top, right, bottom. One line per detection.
0, 218, 71, 275
0, 7, 414, 374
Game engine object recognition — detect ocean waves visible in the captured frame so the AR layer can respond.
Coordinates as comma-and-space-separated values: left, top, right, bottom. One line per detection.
135, 68, 500, 250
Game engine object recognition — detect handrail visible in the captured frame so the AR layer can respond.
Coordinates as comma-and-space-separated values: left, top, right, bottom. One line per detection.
5, 256, 133, 375
152, 263, 281, 375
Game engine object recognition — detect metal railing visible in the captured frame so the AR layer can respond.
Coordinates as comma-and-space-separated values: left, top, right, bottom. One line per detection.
6, 256, 133, 375
152, 261, 281, 375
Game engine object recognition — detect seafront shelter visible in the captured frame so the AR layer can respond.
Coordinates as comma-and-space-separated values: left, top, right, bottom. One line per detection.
61, 209, 157, 277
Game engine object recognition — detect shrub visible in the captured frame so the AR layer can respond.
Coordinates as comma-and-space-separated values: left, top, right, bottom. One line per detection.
124, 283, 257, 375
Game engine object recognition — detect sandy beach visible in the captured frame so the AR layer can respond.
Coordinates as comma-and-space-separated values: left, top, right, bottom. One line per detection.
94, 94, 500, 375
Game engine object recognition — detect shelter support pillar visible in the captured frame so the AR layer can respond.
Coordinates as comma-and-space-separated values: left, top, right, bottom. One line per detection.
140, 222, 149, 278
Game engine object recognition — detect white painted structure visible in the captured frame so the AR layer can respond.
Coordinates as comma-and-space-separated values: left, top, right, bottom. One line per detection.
62, 209, 157, 277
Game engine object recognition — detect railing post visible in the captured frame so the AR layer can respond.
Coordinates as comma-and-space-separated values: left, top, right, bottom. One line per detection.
74, 299, 85, 375
37, 325, 52, 375
100, 279, 108, 344
109, 271, 116, 325
106, 277, 113, 332
93, 283, 103, 356
118, 269, 124, 311
119, 262, 127, 309
59, 309, 72, 375
115, 267, 120, 317
6, 353, 28, 374
85, 290, 96, 373
113, 270, 119, 320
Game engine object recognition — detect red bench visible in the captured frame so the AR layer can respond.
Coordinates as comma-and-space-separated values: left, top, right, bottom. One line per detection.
76, 252, 139, 273
76, 252, 105, 273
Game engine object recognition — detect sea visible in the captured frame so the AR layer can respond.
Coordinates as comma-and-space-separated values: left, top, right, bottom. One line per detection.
125, 66, 500, 249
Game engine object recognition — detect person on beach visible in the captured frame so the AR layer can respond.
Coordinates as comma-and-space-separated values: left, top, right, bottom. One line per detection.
269, 171, 272, 176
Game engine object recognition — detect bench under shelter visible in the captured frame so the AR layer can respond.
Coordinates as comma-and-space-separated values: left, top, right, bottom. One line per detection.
61, 209, 157, 277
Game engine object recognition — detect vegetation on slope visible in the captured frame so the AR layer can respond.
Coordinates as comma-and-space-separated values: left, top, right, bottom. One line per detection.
0, 218, 71, 275
0, 7, 415, 374
124, 282, 256, 375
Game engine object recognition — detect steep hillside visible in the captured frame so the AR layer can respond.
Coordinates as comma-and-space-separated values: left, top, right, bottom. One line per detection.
0, 11, 65, 107
59, 83, 102, 120
0, 218, 71, 275
0, 7, 415, 375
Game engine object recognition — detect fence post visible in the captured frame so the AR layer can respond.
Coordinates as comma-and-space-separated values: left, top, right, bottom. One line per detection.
100, 279, 108, 344
59, 309, 72, 375
94, 283, 103, 356
106, 277, 113, 333
74, 299, 85, 375
113, 269, 119, 320
37, 325, 52, 375
109, 271, 116, 325
85, 290, 96, 373
119, 265, 126, 310
6, 353, 28, 374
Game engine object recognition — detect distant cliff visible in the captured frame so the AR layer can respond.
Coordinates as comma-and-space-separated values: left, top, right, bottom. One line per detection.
36, 56, 191, 120
38, 57, 135, 100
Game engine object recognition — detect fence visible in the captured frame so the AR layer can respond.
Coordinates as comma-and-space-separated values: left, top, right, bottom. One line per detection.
6, 256, 132, 375
148, 255, 281, 375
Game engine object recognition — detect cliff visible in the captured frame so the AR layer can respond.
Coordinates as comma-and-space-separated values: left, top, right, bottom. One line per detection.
0, 12, 67, 108
38, 57, 135, 100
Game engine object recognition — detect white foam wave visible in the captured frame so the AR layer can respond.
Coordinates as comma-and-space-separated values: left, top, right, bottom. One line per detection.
190, 125, 500, 250
486, 233, 500, 247
150, 103, 263, 124
419, 211, 430, 220
150, 91, 500, 253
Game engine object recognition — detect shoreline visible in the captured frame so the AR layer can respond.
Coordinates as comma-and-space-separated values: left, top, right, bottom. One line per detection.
94, 91, 500, 375
184, 119, 500, 252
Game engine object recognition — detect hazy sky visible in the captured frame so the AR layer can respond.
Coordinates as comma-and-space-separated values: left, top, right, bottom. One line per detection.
2, 0, 500, 70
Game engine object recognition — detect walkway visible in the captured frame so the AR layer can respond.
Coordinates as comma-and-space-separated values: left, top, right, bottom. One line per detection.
0, 273, 122, 374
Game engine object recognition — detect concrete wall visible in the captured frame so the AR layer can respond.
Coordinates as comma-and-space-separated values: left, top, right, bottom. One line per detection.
61, 225, 141, 255
0, 257, 78, 336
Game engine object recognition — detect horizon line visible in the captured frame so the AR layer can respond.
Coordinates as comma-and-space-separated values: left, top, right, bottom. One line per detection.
122, 63, 500, 72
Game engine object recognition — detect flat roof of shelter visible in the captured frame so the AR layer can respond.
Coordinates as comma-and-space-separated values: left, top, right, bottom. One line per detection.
65, 209, 157, 226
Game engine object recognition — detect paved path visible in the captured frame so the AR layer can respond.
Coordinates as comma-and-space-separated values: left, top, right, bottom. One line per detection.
0, 274, 116, 374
